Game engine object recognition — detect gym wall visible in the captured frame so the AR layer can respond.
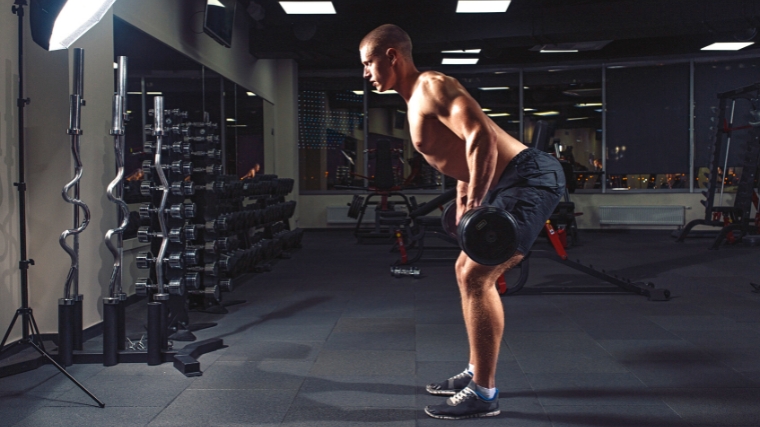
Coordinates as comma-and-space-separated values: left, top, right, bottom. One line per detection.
0, 0, 299, 342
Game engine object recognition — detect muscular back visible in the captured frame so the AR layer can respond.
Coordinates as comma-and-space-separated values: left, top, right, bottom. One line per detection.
406, 71, 526, 188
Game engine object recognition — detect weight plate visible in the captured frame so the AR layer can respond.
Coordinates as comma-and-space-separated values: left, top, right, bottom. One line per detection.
458, 207, 519, 266
347, 195, 364, 219
440, 202, 458, 240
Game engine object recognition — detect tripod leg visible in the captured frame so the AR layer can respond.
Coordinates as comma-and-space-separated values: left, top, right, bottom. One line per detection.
0, 310, 21, 350
27, 341, 105, 408
28, 310, 47, 353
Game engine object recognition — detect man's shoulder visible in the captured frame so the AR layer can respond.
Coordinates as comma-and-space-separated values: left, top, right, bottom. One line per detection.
418, 71, 453, 90
414, 71, 462, 103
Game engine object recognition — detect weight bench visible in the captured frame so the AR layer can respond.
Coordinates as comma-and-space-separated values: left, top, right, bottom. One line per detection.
389, 188, 458, 264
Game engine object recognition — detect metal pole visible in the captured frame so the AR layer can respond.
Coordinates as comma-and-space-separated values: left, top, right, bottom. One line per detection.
363, 79, 369, 188
141, 77, 147, 151
719, 99, 737, 205
14, 0, 32, 342
152, 97, 170, 301
689, 60, 695, 193
202, 66, 206, 121
220, 77, 226, 174
602, 66, 607, 193
519, 70, 524, 144
71, 48, 85, 351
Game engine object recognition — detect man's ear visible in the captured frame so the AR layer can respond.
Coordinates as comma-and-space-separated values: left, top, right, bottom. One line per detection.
386, 47, 398, 65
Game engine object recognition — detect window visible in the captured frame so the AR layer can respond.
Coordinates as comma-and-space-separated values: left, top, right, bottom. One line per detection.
606, 64, 690, 190
524, 68, 604, 191
298, 76, 365, 191
694, 57, 760, 194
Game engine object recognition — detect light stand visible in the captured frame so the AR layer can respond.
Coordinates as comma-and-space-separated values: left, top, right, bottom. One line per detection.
0, 0, 104, 408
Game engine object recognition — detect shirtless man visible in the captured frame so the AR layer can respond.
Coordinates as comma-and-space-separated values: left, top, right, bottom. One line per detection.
360, 24, 565, 420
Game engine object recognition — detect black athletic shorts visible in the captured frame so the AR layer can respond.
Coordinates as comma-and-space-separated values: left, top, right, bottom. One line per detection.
483, 148, 565, 256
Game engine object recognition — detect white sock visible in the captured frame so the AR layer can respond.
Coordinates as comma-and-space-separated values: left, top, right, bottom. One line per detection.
474, 383, 497, 400
467, 363, 475, 376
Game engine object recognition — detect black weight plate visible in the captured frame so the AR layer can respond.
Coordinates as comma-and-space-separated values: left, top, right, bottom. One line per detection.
347, 195, 364, 219
440, 202, 458, 240
458, 207, 519, 266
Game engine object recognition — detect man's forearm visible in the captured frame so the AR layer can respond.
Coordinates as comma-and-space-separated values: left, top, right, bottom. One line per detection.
466, 131, 497, 209
457, 181, 468, 207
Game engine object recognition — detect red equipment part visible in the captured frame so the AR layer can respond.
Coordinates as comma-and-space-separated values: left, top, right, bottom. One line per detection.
544, 221, 568, 260
394, 229, 408, 265
496, 275, 507, 295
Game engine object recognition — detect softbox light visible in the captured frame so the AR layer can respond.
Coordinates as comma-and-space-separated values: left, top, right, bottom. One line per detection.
30, 0, 116, 51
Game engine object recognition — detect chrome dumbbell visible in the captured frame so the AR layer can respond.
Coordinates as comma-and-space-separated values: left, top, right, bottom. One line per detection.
168, 226, 198, 243
170, 181, 195, 196
189, 285, 221, 303
141, 159, 154, 177
139, 203, 154, 221
135, 277, 157, 297
137, 226, 158, 243
183, 224, 198, 241
190, 148, 222, 160
167, 252, 184, 270
171, 141, 192, 155
203, 262, 219, 276
184, 272, 201, 290
200, 164, 223, 176
204, 181, 227, 194
169, 203, 196, 220
136, 252, 155, 269
168, 228, 184, 244
143, 140, 169, 154
171, 160, 193, 176
219, 279, 233, 293
166, 277, 185, 296
183, 248, 200, 267
139, 180, 156, 197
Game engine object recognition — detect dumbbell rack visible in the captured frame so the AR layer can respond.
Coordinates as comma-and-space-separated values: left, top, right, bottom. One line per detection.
135, 101, 304, 329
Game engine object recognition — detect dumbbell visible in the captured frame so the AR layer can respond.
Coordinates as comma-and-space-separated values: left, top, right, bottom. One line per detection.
143, 140, 169, 154
170, 180, 195, 196
188, 285, 221, 303
168, 226, 198, 243
169, 203, 196, 220
183, 135, 219, 143
171, 141, 192, 155
171, 160, 193, 176
167, 249, 200, 269
184, 272, 201, 290
191, 149, 222, 160
135, 277, 184, 297
440, 202, 520, 266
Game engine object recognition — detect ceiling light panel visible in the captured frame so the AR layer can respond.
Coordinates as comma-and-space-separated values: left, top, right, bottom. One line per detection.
442, 58, 479, 65
279, 1, 336, 14
540, 49, 578, 53
701, 42, 754, 51
479, 86, 510, 91
456, 1, 511, 13
441, 49, 481, 54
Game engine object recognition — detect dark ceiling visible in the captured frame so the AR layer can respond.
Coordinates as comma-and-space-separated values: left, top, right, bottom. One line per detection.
246, 0, 760, 71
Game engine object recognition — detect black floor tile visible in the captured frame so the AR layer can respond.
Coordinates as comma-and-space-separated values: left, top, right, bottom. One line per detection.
148, 389, 295, 426
3, 230, 758, 426
543, 404, 689, 427
656, 388, 760, 426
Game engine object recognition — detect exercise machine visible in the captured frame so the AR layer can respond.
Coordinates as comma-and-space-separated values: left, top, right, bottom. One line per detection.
676, 83, 760, 249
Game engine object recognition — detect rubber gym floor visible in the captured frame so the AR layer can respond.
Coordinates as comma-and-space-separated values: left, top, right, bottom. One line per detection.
1, 229, 759, 426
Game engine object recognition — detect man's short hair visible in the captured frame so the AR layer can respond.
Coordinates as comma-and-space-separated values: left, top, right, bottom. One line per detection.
360, 24, 413, 59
